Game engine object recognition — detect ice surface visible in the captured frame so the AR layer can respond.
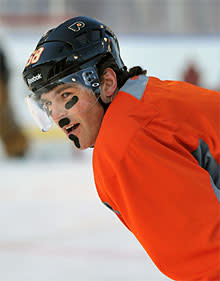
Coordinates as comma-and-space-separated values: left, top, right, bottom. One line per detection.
0, 142, 171, 281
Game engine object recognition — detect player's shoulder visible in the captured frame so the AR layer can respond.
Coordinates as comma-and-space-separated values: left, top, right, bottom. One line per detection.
94, 85, 158, 165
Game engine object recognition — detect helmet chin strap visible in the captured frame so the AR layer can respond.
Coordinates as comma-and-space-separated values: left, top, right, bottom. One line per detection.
87, 96, 110, 149
94, 86, 111, 113
97, 96, 111, 113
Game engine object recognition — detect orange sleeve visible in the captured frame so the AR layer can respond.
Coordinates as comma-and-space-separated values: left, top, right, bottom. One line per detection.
94, 120, 220, 281
112, 124, 220, 280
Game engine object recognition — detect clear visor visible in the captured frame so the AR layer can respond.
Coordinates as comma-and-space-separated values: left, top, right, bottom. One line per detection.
25, 67, 100, 132
26, 94, 53, 132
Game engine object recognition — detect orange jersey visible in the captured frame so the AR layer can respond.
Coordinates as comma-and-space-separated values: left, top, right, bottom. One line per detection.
93, 76, 220, 281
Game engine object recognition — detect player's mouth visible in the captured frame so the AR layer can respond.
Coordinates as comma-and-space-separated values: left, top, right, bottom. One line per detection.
64, 123, 80, 135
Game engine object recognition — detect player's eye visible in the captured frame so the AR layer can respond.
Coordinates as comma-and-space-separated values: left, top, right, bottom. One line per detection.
42, 100, 52, 111
45, 101, 52, 107
61, 92, 71, 98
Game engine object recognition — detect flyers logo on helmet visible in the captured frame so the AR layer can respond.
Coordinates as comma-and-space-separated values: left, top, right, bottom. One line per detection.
68, 21, 85, 32
25, 47, 44, 67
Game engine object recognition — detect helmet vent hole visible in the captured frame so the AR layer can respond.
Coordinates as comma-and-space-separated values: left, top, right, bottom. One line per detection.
75, 32, 89, 46
47, 59, 67, 80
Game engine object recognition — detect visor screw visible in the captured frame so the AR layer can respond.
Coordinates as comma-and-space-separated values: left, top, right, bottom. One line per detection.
104, 37, 108, 42
74, 56, 78, 60
72, 78, 76, 82
100, 25, 104, 28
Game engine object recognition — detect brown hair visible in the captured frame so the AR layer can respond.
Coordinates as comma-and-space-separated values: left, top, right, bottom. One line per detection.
96, 54, 147, 89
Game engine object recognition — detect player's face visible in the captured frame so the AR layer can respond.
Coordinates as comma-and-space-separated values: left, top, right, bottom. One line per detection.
41, 83, 104, 149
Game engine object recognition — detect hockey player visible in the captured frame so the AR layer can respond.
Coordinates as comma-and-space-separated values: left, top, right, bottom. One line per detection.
0, 47, 28, 157
22, 16, 220, 280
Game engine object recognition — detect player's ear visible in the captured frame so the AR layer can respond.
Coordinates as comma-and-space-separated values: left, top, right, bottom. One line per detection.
100, 68, 118, 103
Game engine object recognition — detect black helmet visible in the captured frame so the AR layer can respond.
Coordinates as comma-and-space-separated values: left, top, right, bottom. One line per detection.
22, 16, 125, 96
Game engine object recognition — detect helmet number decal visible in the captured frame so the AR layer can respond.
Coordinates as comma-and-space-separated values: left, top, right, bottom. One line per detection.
68, 21, 85, 32
25, 47, 44, 67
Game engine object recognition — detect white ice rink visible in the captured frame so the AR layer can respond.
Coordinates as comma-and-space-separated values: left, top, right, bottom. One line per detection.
0, 141, 171, 281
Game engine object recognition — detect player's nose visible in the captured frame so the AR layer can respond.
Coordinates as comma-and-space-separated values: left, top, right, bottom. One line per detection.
51, 104, 67, 122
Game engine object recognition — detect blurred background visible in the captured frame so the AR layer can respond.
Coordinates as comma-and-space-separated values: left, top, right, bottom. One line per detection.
0, 0, 220, 158
0, 1, 219, 280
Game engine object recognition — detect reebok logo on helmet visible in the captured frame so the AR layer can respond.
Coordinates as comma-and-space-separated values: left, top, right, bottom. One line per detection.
27, 73, 42, 86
